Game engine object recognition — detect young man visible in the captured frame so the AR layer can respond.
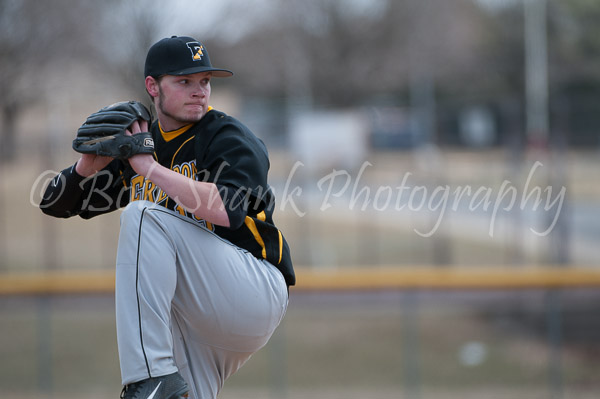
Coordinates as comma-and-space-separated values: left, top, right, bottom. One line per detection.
40, 36, 294, 399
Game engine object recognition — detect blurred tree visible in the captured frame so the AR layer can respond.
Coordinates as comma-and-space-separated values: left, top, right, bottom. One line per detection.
458, 0, 600, 146
87, 0, 164, 102
547, 0, 600, 146
214, 0, 494, 108
83, 0, 234, 105
0, 0, 103, 162
0, 0, 181, 162
2, 0, 600, 155
550, 0, 600, 85
1, 0, 55, 161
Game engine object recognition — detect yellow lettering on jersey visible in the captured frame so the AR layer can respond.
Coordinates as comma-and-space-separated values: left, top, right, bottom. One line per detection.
144, 180, 157, 202
128, 161, 212, 232
181, 163, 192, 178
156, 188, 168, 204
174, 204, 186, 216
130, 175, 145, 202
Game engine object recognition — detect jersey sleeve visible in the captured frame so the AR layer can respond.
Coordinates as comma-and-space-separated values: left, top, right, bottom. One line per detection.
39, 160, 130, 219
200, 127, 271, 230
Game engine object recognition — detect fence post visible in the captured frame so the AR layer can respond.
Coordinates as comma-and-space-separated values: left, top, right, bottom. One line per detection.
37, 296, 53, 397
401, 290, 421, 399
546, 289, 563, 399
268, 316, 288, 399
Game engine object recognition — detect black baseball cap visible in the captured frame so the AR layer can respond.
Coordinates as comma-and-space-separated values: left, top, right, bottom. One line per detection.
144, 36, 233, 78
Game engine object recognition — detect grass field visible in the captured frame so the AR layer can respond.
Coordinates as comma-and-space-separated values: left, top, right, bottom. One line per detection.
1, 290, 600, 399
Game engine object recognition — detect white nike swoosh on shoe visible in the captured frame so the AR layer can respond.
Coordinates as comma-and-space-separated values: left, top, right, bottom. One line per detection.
147, 381, 161, 399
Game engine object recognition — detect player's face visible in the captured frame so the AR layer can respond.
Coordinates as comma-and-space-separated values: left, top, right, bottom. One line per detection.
153, 72, 212, 131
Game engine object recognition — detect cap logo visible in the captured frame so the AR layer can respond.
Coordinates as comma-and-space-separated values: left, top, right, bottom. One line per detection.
186, 41, 204, 61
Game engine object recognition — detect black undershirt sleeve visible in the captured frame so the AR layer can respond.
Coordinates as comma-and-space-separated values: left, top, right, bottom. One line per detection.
39, 160, 129, 219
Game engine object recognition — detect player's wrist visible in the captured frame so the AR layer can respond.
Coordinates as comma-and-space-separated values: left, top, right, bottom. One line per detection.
74, 157, 96, 177
129, 155, 159, 179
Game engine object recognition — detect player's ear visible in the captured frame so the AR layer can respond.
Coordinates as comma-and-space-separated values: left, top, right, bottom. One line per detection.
145, 76, 159, 98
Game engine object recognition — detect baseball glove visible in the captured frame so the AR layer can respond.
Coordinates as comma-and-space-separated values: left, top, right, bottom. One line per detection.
73, 101, 155, 160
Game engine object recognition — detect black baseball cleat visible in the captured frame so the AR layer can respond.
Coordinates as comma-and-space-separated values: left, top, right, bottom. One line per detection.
120, 372, 189, 399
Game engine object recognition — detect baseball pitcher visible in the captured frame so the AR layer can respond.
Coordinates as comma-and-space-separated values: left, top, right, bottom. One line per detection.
40, 36, 294, 399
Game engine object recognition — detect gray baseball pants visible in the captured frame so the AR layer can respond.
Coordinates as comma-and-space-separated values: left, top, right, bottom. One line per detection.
115, 200, 288, 398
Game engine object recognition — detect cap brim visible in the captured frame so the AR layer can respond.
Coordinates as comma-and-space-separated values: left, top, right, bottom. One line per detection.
170, 66, 233, 78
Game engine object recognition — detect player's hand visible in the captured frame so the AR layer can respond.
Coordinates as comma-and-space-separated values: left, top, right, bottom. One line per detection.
125, 119, 157, 178
75, 153, 113, 177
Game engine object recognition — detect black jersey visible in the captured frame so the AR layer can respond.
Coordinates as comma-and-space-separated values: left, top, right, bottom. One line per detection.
40, 109, 295, 286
